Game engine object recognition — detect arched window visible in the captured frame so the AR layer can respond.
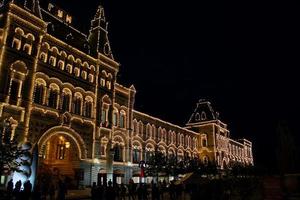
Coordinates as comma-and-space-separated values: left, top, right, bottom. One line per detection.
107, 81, 111, 90
113, 111, 118, 126
152, 125, 156, 140
23, 33, 35, 55
114, 144, 123, 162
12, 28, 23, 50
120, 112, 125, 128
73, 97, 82, 115
39, 42, 49, 62
168, 131, 172, 144
48, 89, 58, 109
180, 134, 184, 146
88, 74, 94, 83
74, 67, 80, 77
100, 78, 106, 87
66, 64, 72, 74
185, 136, 189, 147
158, 127, 162, 141
201, 111, 207, 120
49, 47, 58, 66
162, 129, 166, 142
173, 132, 176, 144
81, 71, 87, 80
49, 56, 56, 66
133, 120, 138, 135
34, 84, 44, 104
61, 93, 70, 112
195, 113, 200, 121
58, 60, 65, 70
132, 145, 141, 164
40, 52, 47, 62
146, 124, 151, 139
85, 101, 92, 118
139, 122, 144, 138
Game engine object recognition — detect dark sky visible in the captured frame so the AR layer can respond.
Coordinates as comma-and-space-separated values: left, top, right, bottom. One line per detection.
51, 0, 299, 169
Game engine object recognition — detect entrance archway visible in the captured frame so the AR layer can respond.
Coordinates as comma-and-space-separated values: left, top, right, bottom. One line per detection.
37, 126, 87, 187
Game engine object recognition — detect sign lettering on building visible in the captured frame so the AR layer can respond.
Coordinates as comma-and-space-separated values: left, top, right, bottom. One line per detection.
48, 3, 72, 24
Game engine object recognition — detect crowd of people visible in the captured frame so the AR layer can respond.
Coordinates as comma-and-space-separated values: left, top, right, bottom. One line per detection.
4, 178, 67, 200
91, 179, 187, 200
3, 177, 221, 200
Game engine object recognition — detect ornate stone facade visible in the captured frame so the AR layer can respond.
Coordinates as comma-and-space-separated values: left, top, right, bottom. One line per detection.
0, 1, 253, 185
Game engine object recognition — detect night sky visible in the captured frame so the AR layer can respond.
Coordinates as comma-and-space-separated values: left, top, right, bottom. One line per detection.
51, 0, 299, 170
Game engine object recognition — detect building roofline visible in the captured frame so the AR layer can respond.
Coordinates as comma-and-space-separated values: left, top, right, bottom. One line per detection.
133, 110, 198, 135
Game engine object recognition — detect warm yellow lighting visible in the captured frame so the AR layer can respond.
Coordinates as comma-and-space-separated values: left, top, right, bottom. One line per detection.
65, 142, 70, 148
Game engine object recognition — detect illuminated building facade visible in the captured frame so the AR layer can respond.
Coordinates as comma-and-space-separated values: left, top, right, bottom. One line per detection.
0, 1, 253, 185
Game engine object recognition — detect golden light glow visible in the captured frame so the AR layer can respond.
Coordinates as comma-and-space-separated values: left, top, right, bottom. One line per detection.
65, 142, 70, 148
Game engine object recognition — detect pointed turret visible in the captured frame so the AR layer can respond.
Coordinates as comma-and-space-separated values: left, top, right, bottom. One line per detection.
88, 5, 114, 59
186, 99, 218, 126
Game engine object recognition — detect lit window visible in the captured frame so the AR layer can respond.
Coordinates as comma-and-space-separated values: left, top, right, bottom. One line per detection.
107, 81, 111, 89
12, 37, 22, 50
66, 64, 72, 74
74, 67, 80, 77
49, 56, 56, 66
23, 44, 32, 55
88, 74, 94, 83
100, 78, 106, 87
58, 60, 65, 70
81, 71, 87, 79
40, 52, 47, 62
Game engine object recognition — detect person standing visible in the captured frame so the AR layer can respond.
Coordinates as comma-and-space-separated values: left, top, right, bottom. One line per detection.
23, 180, 32, 200
6, 179, 14, 199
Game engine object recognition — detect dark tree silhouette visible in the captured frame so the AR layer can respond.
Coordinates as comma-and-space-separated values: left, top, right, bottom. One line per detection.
0, 118, 32, 176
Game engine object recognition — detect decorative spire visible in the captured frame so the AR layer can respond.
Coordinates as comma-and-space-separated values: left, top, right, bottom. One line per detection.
88, 5, 114, 59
